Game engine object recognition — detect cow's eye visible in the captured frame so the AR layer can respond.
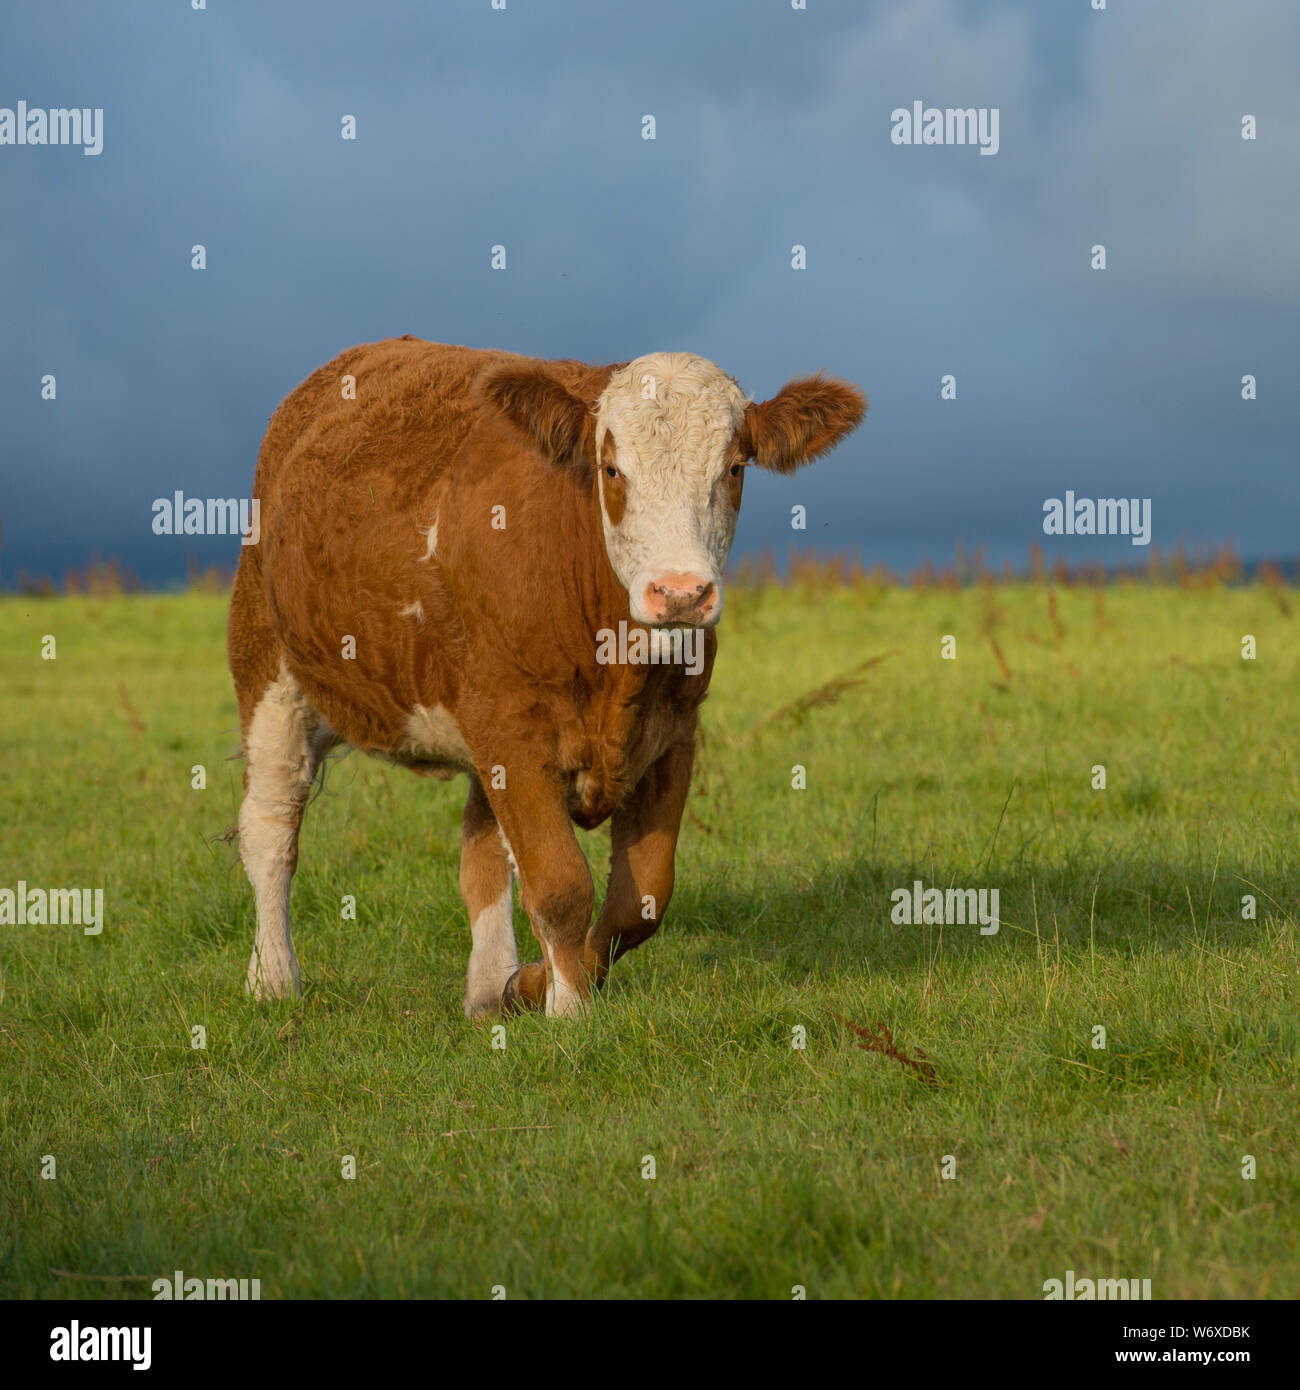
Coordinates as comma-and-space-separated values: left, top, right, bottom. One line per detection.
605, 465, 620, 480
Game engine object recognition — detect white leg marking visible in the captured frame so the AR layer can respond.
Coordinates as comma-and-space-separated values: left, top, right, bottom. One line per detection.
544, 944, 588, 1018
240, 666, 323, 1001
463, 878, 519, 1018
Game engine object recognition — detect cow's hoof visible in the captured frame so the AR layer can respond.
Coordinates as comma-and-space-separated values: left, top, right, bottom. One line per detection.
463, 993, 500, 1021
545, 973, 590, 1018
245, 950, 302, 1002
499, 968, 525, 1015
500, 961, 548, 1014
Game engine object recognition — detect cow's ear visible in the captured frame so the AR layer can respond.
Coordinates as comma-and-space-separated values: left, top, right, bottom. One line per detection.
476, 363, 596, 467
736, 374, 866, 474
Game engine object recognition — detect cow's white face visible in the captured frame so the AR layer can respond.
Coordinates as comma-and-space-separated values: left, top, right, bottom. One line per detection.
593, 354, 748, 627
477, 350, 866, 628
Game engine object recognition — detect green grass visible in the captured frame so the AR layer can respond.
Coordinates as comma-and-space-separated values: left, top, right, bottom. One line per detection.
1, 581, 1296, 1299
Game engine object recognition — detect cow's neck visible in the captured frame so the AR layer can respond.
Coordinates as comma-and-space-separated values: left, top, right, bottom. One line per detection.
561, 476, 656, 821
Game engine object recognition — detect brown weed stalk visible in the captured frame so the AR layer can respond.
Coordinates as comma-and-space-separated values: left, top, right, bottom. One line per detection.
742, 650, 898, 746
832, 1013, 939, 1086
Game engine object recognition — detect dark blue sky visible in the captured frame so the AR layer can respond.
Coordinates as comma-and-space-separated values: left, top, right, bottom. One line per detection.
2, 0, 1297, 587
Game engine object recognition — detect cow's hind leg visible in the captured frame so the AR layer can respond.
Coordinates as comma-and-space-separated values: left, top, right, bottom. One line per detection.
237, 664, 330, 1000
460, 776, 520, 1017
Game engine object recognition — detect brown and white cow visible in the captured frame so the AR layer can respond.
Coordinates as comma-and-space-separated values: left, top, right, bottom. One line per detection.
228, 337, 864, 1016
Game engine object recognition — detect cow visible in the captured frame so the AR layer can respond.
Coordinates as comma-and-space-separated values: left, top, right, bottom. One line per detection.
228, 337, 865, 1017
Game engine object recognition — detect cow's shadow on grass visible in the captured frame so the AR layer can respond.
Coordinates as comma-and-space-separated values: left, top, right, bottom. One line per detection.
195, 816, 1292, 1012
662, 854, 1295, 981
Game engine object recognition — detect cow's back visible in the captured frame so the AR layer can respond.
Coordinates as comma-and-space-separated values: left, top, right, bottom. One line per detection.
254, 337, 516, 505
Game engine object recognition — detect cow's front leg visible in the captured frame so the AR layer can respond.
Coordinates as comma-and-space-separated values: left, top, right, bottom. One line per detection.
487, 768, 594, 1018
583, 739, 694, 989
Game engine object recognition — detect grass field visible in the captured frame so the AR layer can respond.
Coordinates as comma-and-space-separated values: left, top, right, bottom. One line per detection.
1, 578, 1296, 1299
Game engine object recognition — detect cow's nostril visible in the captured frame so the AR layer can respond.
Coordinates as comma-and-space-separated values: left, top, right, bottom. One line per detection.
643, 577, 715, 619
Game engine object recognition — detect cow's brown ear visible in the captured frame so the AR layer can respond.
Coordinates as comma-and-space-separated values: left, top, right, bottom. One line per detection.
476, 363, 596, 467
737, 374, 866, 473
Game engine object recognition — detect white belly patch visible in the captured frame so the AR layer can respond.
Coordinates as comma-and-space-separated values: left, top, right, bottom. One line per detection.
402, 703, 474, 769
